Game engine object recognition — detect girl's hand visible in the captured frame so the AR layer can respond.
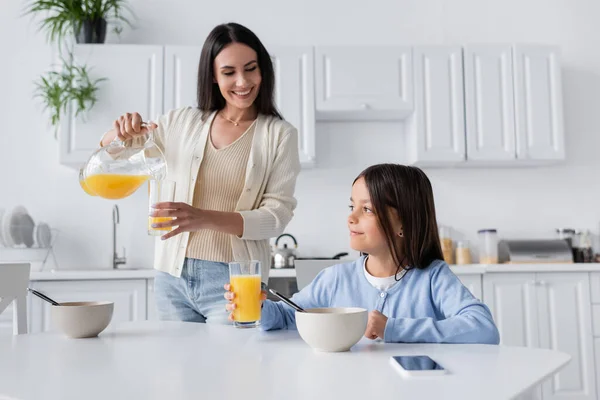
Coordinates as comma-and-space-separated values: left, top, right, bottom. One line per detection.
365, 310, 388, 340
112, 112, 157, 142
223, 283, 268, 322
150, 202, 206, 240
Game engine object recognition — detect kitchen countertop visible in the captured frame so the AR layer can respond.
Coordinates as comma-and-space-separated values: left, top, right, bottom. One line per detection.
27, 263, 600, 281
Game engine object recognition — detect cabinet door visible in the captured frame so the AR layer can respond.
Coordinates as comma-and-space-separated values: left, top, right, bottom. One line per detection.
29, 280, 147, 333
164, 46, 202, 110
59, 44, 164, 168
146, 279, 157, 321
269, 46, 316, 166
536, 273, 596, 400
315, 46, 412, 120
406, 46, 466, 165
464, 45, 516, 161
457, 274, 482, 300
513, 45, 565, 161
483, 273, 539, 347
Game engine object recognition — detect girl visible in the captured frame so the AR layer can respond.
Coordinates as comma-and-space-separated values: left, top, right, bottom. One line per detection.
99, 23, 301, 324
225, 164, 499, 344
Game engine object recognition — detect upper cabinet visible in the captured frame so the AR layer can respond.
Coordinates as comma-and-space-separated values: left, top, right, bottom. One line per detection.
409, 44, 565, 166
59, 45, 164, 168
315, 46, 413, 120
405, 46, 466, 165
464, 45, 516, 161
269, 46, 316, 166
513, 45, 565, 161
57, 43, 566, 169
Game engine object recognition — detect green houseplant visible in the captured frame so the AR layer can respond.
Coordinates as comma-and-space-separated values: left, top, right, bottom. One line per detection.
34, 55, 106, 137
24, 0, 133, 44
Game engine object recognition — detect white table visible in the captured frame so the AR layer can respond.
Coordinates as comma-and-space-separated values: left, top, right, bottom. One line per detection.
0, 321, 570, 400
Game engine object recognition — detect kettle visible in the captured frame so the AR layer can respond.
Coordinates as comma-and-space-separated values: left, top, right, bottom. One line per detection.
80, 123, 167, 200
273, 233, 298, 269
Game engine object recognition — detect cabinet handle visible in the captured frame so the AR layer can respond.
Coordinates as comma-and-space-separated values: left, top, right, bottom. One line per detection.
538, 280, 546, 286
360, 103, 370, 110
529, 280, 537, 285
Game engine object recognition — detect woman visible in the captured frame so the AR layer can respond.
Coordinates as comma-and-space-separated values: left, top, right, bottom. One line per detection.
99, 22, 301, 324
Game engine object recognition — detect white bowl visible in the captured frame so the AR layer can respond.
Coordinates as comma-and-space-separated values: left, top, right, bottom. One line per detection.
51, 301, 114, 338
295, 307, 368, 352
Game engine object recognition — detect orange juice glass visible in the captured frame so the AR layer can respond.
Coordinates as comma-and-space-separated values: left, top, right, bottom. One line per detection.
229, 260, 262, 328
148, 179, 176, 236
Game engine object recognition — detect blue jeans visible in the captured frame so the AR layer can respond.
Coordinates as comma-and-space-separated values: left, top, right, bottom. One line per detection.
154, 258, 230, 324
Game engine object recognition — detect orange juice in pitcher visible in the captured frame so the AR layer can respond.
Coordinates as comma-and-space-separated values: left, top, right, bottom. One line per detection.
85, 174, 150, 199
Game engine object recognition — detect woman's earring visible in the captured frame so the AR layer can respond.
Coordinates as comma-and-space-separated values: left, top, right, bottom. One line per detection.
397, 232, 403, 237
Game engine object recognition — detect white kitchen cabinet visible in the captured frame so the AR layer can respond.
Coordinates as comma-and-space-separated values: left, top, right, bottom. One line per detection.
163, 45, 316, 167
464, 45, 517, 161
513, 45, 565, 162
59, 44, 164, 167
28, 279, 147, 333
269, 46, 316, 166
147, 279, 158, 321
484, 273, 596, 400
457, 273, 482, 300
164, 46, 202, 110
405, 46, 466, 165
315, 46, 413, 120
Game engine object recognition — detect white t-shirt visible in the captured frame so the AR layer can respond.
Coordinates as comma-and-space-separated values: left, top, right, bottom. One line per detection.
363, 257, 407, 292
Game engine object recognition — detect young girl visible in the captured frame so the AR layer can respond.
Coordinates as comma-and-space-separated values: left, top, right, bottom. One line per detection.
225, 163, 500, 344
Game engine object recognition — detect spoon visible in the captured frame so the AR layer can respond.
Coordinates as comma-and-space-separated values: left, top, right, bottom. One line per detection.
268, 288, 305, 312
27, 288, 60, 306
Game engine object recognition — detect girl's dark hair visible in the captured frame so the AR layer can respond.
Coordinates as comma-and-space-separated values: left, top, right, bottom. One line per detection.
196, 22, 282, 120
354, 164, 443, 277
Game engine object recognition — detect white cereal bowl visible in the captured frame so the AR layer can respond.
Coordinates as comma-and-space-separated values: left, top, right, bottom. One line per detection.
51, 301, 114, 338
295, 307, 368, 352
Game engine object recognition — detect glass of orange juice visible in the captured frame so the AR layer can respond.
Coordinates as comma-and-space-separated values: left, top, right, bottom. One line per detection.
148, 179, 176, 236
229, 260, 262, 328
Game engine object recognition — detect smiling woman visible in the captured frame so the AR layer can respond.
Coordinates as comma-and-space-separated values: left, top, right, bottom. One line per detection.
94, 22, 301, 325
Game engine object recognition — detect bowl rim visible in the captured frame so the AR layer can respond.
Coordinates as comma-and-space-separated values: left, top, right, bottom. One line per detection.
53, 301, 114, 308
297, 307, 367, 315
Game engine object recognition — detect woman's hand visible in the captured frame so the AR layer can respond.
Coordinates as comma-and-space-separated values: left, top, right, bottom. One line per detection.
150, 202, 207, 240
223, 283, 268, 322
102, 112, 158, 145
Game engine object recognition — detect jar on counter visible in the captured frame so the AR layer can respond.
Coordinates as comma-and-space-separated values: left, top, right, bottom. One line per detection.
478, 229, 499, 264
455, 241, 472, 265
439, 225, 454, 264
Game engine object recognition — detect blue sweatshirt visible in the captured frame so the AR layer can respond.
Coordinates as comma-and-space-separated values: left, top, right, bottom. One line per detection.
261, 257, 500, 344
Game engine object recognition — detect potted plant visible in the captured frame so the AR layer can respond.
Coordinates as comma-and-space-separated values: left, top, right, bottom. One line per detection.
34, 54, 106, 137
24, 0, 133, 44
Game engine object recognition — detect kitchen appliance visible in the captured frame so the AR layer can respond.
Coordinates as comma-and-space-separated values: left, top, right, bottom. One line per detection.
498, 239, 573, 263
272, 233, 298, 269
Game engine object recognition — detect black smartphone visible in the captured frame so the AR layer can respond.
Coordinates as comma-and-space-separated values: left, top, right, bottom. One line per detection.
389, 355, 447, 378
268, 288, 305, 312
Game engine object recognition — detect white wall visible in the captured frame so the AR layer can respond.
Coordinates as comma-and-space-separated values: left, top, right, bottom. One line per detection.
1, 0, 599, 268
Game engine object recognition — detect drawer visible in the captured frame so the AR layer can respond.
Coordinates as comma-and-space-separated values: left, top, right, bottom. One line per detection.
590, 273, 600, 304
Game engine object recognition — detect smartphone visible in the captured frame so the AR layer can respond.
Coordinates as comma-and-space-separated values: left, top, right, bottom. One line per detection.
389, 355, 447, 378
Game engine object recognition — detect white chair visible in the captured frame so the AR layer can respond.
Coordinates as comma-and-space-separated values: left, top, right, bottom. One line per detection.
295, 260, 339, 291
0, 263, 31, 334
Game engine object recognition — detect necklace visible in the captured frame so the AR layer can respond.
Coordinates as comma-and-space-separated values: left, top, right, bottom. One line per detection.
220, 112, 241, 126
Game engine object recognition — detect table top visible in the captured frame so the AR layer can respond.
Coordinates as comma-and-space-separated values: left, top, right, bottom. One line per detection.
0, 321, 570, 400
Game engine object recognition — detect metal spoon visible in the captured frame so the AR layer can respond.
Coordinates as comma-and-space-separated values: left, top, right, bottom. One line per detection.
27, 288, 60, 306
268, 288, 305, 312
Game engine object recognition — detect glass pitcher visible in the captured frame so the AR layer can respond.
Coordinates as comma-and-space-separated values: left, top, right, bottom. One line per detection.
80, 123, 167, 199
